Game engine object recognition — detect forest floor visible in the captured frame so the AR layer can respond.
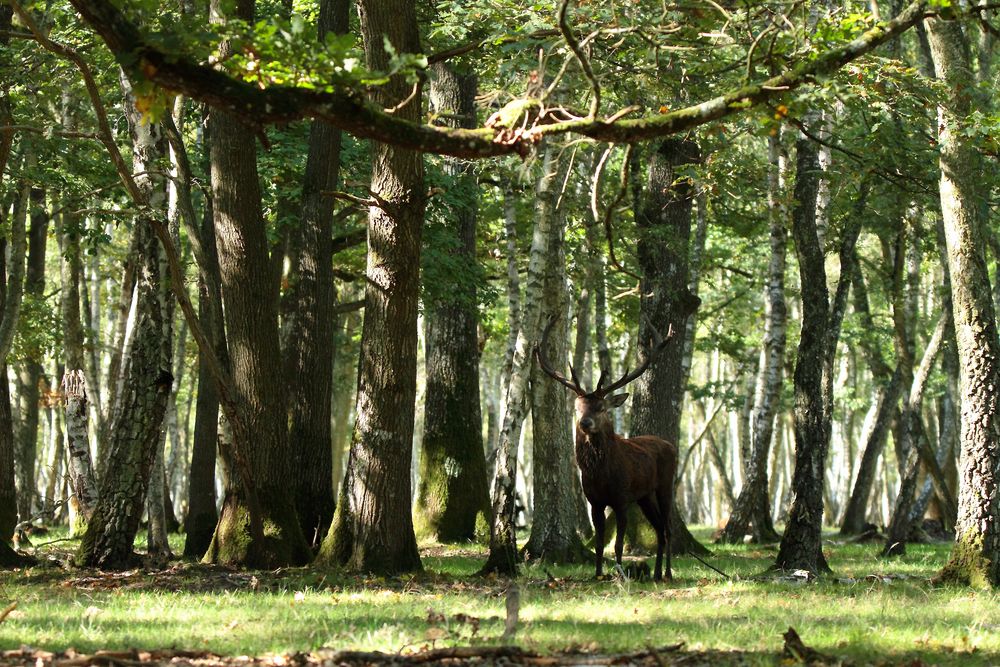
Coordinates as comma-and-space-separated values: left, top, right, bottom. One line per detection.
0, 528, 997, 666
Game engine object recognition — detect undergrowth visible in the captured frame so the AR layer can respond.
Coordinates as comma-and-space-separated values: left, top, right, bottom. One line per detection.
0, 528, 997, 666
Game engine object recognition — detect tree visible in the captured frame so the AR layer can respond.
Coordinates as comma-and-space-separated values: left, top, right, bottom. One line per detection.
773, 127, 830, 575
719, 134, 785, 544
202, 0, 311, 568
280, 0, 349, 548
926, 15, 1000, 588
523, 152, 589, 565
628, 139, 707, 557
76, 72, 174, 569
414, 62, 491, 543
318, 0, 425, 574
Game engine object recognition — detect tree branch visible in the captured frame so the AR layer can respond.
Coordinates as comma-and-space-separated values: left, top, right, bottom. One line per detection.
61, 0, 936, 158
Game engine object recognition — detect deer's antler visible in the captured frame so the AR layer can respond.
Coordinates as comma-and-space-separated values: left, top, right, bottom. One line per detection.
596, 320, 677, 397
534, 316, 586, 396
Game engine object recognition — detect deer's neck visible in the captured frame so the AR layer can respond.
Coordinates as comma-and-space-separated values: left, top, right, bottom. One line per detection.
575, 427, 617, 477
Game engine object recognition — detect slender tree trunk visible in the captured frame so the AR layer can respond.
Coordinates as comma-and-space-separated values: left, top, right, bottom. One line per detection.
280, 0, 348, 548
524, 168, 589, 564
479, 145, 560, 575
415, 63, 491, 543
883, 315, 945, 556
927, 17, 1000, 587
76, 72, 174, 570
628, 139, 707, 557
720, 133, 786, 544
63, 370, 98, 533
318, 0, 424, 574
774, 125, 832, 575
14, 187, 47, 524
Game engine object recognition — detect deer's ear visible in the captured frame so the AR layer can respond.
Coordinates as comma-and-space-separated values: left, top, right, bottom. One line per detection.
607, 393, 629, 408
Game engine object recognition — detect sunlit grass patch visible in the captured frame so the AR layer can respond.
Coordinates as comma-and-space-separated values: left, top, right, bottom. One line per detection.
1, 527, 997, 665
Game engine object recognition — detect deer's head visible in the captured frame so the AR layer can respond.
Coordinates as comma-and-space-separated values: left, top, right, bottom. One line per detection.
534, 316, 676, 437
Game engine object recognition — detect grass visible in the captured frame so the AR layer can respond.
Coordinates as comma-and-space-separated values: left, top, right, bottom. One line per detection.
1, 528, 998, 665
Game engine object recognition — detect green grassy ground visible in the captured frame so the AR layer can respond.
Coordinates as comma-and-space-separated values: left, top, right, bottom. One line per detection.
1, 529, 997, 665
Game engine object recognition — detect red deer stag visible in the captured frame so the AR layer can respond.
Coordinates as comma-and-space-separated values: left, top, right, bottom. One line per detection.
535, 318, 678, 581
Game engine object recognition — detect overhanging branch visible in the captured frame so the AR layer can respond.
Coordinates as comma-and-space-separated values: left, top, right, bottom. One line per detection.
62, 0, 935, 157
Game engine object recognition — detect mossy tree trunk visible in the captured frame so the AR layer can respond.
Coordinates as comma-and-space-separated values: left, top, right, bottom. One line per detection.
414, 62, 491, 544
773, 124, 832, 575
627, 139, 707, 557
280, 0, 348, 549
317, 0, 424, 575
203, 0, 310, 569
926, 16, 1000, 588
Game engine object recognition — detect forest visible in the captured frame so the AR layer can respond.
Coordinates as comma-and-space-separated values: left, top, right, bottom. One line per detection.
1, 0, 1000, 664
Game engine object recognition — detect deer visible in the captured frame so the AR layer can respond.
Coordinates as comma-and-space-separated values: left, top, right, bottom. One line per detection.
535, 318, 679, 582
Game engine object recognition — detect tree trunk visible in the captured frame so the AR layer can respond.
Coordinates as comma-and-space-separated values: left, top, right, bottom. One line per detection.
773, 126, 832, 575
203, 0, 310, 569
76, 73, 174, 570
63, 370, 99, 533
883, 315, 945, 556
628, 139, 707, 557
523, 165, 589, 564
720, 133, 786, 544
14, 187, 47, 525
280, 0, 348, 549
414, 63, 491, 543
0, 363, 15, 542
318, 0, 424, 574
479, 145, 561, 575
840, 262, 904, 534
926, 17, 1000, 588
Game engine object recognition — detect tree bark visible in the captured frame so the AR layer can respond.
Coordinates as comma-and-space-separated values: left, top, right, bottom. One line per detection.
523, 165, 589, 564
926, 16, 1000, 587
773, 126, 832, 575
882, 315, 945, 556
280, 0, 348, 549
318, 0, 424, 574
414, 63, 491, 544
720, 133, 786, 544
479, 145, 561, 575
14, 187, 47, 524
628, 139, 707, 557
203, 0, 310, 568
76, 72, 174, 570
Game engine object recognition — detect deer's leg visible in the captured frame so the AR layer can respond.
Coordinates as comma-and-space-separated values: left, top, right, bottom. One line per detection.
613, 506, 628, 570
591, 504, 606, 578
638, 496, 665, 582
657, 485, 674, 582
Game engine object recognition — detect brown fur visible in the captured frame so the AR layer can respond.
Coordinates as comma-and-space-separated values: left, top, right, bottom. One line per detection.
574, 394, 678, 581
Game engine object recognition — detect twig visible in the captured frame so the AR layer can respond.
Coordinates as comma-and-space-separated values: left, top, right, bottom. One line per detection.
558, 0, 601, 119
0, 602, 17, 624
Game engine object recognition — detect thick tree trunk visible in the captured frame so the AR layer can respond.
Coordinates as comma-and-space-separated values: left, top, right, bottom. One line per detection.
203, 0, 310, 568
280, 0, 348, 549
0, 364, 15, 541
524, 172, 589, 564
720, 133, 786, 545
414, 63, 491, 543
479, 145, 560, 575
773, 127, 831, 575
318, 0, 424, 574
14, 187, 47, 524
926, 17, 1000, 588
628, 139, 707, 557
